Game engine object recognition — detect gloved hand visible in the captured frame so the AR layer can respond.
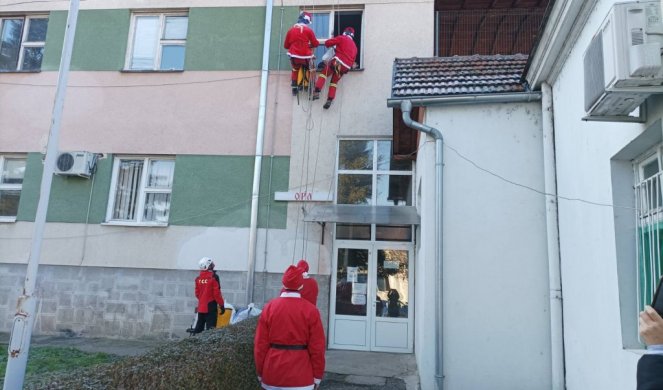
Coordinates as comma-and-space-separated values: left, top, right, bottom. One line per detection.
220, 307, 225, 315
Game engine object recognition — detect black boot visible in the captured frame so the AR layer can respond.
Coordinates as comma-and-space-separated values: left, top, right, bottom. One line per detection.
312, 89, 320, 101
323, 99, 333, 109
291, 81, 298, 96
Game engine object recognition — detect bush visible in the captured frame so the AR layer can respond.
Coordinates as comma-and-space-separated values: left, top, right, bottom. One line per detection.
26, 317, 260, 390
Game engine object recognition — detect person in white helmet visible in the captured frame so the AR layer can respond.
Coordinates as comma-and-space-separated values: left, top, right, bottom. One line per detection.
192, 257, 225, 333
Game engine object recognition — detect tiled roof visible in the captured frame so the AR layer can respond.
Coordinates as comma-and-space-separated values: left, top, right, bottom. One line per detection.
391, 54, 529, 98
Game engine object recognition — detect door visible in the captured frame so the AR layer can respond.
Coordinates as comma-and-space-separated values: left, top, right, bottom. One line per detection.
329, 242, 414, 352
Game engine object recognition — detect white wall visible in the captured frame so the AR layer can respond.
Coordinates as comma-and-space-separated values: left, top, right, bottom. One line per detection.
416, 102, 551, 390
546, 0, 659, 388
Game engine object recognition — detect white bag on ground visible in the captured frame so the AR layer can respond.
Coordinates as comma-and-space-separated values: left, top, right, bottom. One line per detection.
230, 303, 262, 325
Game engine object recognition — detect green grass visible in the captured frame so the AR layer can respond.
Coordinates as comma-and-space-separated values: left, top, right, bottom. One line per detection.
0, 345, 117, 383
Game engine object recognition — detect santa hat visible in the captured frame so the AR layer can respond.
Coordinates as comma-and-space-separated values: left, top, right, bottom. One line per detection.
298, 11, 312, 25
343, 27, 355, 37
296, 259, 310, 273
282, 265, 304, 290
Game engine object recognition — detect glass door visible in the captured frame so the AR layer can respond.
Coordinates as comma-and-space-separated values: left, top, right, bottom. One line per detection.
329, 245, 371, 350
371, 246, 413, 352
329, 242, 414, 352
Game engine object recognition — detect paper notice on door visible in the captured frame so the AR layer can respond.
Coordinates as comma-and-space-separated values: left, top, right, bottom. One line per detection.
352, 282, 367, 295
384, 260, 399, 270
347, 267, 358, 282
351, 293, 367, 305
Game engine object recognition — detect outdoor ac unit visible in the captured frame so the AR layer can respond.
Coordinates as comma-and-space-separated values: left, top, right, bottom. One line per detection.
54, 151, 95, 177
584, 1, 663, 117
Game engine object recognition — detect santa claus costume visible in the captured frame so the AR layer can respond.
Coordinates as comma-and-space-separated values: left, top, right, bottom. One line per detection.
297, 259, 319, 307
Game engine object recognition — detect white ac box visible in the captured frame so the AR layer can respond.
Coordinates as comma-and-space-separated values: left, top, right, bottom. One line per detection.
584, 1, 663, 117
54, 151, 95, 178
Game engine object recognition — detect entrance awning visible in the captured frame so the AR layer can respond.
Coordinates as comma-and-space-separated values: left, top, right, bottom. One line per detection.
303, 205, 420, 225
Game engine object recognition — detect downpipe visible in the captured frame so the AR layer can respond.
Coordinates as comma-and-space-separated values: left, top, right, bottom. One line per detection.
400, 100, 444, 390
541, 82, 566, 390
246, 0, 274, 305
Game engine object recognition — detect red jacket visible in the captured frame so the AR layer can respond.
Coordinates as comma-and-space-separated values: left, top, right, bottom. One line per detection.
254, 291, 325, 389
301, 276, 319, 306
284, 23, 319, 59
325, 34, 357, 70
194, 270, 224, 313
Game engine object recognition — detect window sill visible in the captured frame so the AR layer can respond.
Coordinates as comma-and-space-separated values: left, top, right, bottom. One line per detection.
120, 69, 184, 73
102, 221, 169, 227
0, 217, 17, 223
0, 70, 41, 74
350, 68, 364, 72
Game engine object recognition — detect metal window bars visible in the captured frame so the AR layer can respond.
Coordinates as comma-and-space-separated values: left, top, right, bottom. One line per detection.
635, 170, 663, 314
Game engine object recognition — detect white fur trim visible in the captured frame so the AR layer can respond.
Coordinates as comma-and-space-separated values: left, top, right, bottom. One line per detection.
334, 56, 351, 70
280, 291, 302, 298
302, 272, 309, 278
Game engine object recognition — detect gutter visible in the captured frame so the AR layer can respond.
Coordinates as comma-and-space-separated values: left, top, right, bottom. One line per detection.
387, 92, 541, 108
541, 82, 566, 390
400, 100, 445, 390
246, 0, 274, 305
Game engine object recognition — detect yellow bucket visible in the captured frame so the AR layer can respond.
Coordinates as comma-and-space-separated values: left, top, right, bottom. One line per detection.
217, 308, 233, 328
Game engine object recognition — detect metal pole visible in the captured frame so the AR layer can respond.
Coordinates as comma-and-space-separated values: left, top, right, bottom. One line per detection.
3, 1, 80, 389
246, 0, 274, 305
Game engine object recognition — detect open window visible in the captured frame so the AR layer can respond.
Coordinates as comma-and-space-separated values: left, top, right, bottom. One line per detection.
308, 8, 363, 68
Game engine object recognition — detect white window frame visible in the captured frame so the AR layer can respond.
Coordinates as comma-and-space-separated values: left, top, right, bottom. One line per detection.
124, 11, 188, 71
634, 145, 663, 327
308, 8, 364, 68
105, 156, 175, 226
0, 155, 27, 223
0, 15, 48, 71
335, 138, 413, 206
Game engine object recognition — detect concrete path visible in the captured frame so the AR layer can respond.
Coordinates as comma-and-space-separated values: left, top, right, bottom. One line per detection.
0, 333, 420, 389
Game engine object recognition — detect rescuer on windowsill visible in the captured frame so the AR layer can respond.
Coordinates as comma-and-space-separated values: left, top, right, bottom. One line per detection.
312, 27, 358, 109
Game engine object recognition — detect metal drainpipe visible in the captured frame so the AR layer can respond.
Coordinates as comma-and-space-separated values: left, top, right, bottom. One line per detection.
400, 100, 444, 390
541, 82, 566, 390
246, 0, 274, 305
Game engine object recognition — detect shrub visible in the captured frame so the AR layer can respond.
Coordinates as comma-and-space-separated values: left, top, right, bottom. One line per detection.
26, 317, 260, 390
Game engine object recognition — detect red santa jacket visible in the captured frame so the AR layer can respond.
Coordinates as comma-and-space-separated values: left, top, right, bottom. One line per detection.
194, 270, 224, 313
254, 291, 325, 389
325, 34, 357, 70
284, 23, 319, 59
301, 276, 319, 306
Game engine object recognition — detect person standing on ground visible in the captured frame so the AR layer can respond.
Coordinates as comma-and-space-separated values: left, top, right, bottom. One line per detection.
297, 259, 319, 306
192, 257, 225, 333
638, 305, 663, 389
312, 27, 358, 109
283, 11, 319, 96
254, 265, 325, 390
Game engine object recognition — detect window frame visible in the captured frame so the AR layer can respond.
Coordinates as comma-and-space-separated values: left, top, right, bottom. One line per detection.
105, 156, 175, 227
0, 15, 48, 72
633, 145, 663, 321
124, 11, 188, 71
308, 7, 364, 69
0, 155, 27, 222
335, 138, 413, 206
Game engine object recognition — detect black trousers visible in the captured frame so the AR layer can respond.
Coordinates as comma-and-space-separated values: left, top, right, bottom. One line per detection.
193, 302, 218, 333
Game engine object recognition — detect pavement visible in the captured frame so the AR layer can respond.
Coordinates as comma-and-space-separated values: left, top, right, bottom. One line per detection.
0, 332, 420, 390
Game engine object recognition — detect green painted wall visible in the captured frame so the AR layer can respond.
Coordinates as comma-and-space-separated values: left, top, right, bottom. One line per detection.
41, 11, 66, 71
42, 7, 295, 71
18, 154, 288, 228
169, 155, 288, 228
42, 10, 130, 71
17, 154, 112, 223
186, 6, 297, 71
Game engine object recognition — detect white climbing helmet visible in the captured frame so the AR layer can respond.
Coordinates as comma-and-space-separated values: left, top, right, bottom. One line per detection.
198, 257, 214, 270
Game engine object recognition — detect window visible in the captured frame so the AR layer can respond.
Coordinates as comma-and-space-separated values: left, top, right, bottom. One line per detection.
126, 12, 188, 71
634, 147, 663, 314
336, 140, 412, 205
0, 156, 26, 222
106, 157, 175, 225
309, 9, 363, 68
0, 16, 48, 71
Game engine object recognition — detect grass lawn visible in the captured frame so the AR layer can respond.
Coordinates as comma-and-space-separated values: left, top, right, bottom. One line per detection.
0, 345, 117, 385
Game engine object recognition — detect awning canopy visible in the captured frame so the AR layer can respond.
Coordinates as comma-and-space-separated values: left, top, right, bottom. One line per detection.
303, 205, 420, 225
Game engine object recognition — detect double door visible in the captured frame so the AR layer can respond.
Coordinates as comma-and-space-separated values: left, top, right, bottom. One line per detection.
328, 241, 413, 352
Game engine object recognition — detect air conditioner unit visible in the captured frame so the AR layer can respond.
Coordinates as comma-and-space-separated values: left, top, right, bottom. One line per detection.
54, 151, 95, 177
584, 1, 663, 117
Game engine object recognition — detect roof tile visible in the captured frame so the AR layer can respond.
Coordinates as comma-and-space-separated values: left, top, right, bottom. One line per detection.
391, 54, 529, 98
